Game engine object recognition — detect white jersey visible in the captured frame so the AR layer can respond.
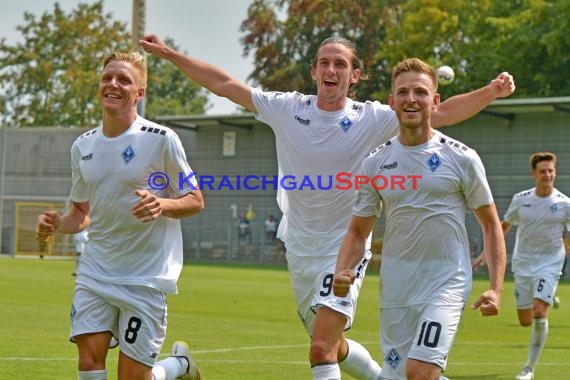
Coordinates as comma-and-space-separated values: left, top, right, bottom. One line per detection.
73, 229, 89, 253
353, 131, 494, 307
69, 116, 197, 294
504, 187, 570, 277
252, 89, 398, 256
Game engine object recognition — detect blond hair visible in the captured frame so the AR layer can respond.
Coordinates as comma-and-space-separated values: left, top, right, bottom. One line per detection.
391, 58, 437, 91
102, 51, 147, 88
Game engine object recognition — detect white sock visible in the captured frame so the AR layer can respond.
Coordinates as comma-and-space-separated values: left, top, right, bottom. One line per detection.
152, 356, 188, 380
78, 370, 107, 380
339, 339, 382, 380
312, 363, 341, 380
526, 317, 548, 369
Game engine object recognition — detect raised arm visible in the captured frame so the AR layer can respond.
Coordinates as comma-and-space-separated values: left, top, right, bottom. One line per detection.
432, 72, 516, 128
471, 204, 506, 316
139, 34, 256, 112
332, 215, 377, 297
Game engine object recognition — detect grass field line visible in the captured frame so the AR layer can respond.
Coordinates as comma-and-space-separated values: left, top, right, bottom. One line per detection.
1, 356, 568, 368
193, 343, 309, 353
0, 339, 565, 360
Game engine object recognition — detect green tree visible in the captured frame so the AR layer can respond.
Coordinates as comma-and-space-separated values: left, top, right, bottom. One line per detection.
374, 0, 497, 100
0, 1, 130, 127
144, 38, 209, 119
477, 0, 570, 97
378, 0, 570, 99
240, 0, 398, 102
0, 1, 208, 128
240, 0, 569, 102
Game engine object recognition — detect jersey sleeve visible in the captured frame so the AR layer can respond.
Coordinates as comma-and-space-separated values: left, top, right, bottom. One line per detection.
251, 88, 298, 132
503, 195, 519, 225
164, 131, 196, 197
564, 200, 570, 230
462, 152, 495, 210
68, 141, 89, 203
353, 159, 383, 217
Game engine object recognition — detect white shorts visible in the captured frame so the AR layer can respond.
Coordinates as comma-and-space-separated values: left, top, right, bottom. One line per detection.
379, 303, 464, 380
286, 250, 371, 335
70, 275, 168, 367
514, 274, 560, 309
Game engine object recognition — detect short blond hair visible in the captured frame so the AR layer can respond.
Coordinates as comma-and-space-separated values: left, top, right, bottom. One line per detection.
102, 51, 147, 88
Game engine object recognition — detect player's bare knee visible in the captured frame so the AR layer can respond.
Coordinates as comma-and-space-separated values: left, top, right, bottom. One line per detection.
309, 338, 336, 364
78, 355, 104, 372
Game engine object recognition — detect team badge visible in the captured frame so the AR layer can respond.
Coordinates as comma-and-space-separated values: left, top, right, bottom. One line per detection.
427, 153, 442, 172
122, 145, 135, 164
385, 348, 402, 370
339, 116, 353, 132
550, 204, 558, 212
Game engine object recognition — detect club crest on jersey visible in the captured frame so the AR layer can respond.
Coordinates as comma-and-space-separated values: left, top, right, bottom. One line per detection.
550, 204, 558, 212
385, 348, 402, 370
339, 116, 353, 132
427, 153, 442, 172
122, 145, 135, 164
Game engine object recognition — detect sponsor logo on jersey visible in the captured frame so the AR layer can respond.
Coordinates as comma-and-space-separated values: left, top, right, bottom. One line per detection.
295, 115, 311, 126
522, 204, 532, 207
122, 145, 135, 164
427, 153, 442, 172
380, 161, 398, 170
81, 153, 93, 161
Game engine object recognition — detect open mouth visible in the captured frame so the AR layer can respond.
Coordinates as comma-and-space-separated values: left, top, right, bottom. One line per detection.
324, 79, 337, 87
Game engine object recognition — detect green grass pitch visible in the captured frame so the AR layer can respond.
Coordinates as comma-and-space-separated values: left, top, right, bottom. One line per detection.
0, 258, 569, 379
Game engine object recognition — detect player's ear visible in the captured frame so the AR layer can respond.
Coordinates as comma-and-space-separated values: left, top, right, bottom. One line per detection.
432, 93, 441, 109
350, 68, 361, 84
388, 94, 396, 110
136, 87, 145, 104
310, 66, 319, 82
